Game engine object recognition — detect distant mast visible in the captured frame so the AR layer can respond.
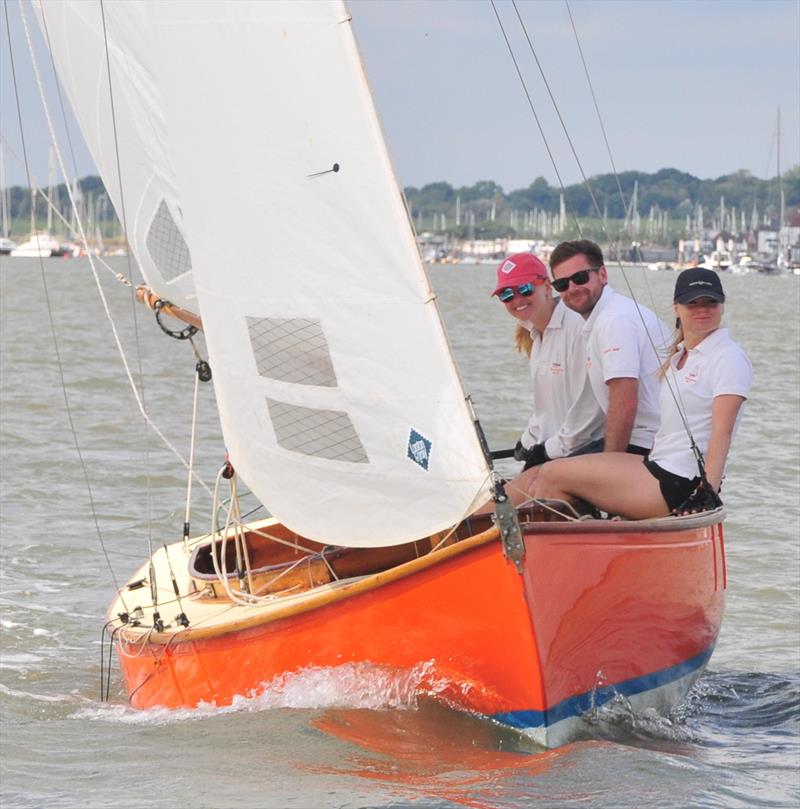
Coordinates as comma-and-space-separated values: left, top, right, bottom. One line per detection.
0, 144, 8, 238
777, 107, 785, 267
47, 148, 55, 233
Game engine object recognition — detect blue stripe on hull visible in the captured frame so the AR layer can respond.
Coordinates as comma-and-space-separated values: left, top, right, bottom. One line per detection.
492, 645, 714, 731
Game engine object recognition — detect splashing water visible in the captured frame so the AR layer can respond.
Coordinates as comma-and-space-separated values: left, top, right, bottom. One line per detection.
71, 660, 455, 725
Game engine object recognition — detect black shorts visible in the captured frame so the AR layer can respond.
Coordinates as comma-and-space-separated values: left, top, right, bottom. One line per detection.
644, 458, 699, 512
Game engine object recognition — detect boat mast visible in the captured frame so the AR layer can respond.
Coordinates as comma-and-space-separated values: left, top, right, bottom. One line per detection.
777, 107, 785, 266
47, 147, 55, 233
29, 185, 35, 236
0, 144, 7, 239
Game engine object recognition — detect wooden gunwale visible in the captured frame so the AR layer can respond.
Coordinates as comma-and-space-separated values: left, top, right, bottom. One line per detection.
518, 507, 725, 534
113, 507, 724, 646
115, 525, 500, 645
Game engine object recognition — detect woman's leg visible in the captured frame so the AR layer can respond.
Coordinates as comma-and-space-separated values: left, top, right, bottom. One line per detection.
532, 453, 670, 519
505, 466, 542, 506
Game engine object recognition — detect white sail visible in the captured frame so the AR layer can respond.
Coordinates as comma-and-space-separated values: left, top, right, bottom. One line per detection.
38, 0, 493, 545
34, 1, 197, 309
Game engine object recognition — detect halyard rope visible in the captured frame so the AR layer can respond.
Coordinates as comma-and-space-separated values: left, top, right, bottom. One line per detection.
7, 0, 129, 608
19, 0, 214, 499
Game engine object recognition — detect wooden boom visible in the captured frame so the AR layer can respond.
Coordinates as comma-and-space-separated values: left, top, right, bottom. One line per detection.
136, 286, 203, 330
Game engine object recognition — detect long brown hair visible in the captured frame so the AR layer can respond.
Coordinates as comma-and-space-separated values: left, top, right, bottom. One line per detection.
659, 319, 684, 378
515, 324, 534, 357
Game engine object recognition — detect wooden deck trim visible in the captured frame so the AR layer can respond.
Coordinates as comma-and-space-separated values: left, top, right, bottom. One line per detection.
112, 507, 725, 646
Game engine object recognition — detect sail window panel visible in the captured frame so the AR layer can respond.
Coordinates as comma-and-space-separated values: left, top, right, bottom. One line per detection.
267, 398, 368, 464
146, 200, 192, 281
248, 317, 338, 387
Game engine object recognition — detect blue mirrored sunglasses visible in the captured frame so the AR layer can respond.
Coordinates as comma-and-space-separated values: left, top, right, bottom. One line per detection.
498, 282, 535, 302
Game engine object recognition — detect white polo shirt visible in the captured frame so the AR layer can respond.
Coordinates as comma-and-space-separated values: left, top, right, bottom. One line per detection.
520, 299, 605, 457
582, 285, 671, 450
649, 327, 752, 479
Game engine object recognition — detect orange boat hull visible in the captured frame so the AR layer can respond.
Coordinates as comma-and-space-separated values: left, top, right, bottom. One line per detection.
115, 519, 725, 745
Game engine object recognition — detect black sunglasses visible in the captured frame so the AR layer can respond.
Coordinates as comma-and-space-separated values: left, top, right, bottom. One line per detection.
497, 282, 535, 302
552, 267, 600, 293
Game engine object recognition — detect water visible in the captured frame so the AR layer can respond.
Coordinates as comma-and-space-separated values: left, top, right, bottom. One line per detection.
1, 257, 798, 808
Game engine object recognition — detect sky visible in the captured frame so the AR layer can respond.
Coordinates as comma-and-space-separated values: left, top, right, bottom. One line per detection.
1, 0, 798, 193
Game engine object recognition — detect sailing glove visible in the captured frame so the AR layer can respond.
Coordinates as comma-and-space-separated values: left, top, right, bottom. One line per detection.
514, 441, 550, 470
672, 481, 723, 516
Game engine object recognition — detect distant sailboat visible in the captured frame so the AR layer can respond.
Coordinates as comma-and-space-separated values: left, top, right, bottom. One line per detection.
754, 109, 788, 274
9, 168, 71, 258
31, 0, 727, 747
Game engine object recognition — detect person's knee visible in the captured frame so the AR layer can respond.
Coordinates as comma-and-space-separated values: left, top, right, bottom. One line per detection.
534, 457, 567, 494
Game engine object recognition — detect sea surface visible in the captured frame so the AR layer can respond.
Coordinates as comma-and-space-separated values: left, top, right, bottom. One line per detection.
1, 256, 798, 808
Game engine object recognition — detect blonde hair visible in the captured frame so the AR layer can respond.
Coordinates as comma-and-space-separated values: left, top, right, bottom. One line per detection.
515, 324, 534, 357
659, 320, 684, 378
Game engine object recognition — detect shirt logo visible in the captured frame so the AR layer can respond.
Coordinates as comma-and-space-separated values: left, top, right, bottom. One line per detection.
684, 369, 699, 385
550, 361, 564, 375
407, 428, 432, 471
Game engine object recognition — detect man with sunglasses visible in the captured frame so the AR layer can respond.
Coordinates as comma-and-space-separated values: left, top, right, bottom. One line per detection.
491, 253, 604, 470
549, 239, 669, 455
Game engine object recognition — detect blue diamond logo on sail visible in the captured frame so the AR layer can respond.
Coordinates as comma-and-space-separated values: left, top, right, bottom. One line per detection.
407, 429, 432, 471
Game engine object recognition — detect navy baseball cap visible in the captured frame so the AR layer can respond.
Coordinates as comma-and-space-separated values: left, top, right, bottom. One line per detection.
674, 268, 725, 304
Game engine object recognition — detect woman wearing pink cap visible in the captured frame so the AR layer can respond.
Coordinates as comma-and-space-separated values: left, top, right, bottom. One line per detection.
491, 253, 604, 473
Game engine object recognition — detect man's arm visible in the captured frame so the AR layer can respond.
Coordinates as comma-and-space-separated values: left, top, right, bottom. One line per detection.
604, 377, 638, 452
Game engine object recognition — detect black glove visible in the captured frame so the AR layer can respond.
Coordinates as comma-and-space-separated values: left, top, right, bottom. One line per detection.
672, 481, 723, 516
514, 441, 550, 470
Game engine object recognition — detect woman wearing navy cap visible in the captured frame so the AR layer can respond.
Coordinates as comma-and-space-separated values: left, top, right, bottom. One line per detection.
527, 268, 752, 517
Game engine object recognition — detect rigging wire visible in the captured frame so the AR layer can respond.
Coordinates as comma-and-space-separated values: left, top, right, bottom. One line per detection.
489, 0, 583, 238
508, 0, 661, 318
97, 0, 158, 572
17, 0, 214, 499
558, 1, 704, 468
35, 0, 80, 189
6, 0, 129, 611
494, 0, 705, 473
36, 2, 135, 288
559, 0, 660, 319
564, 0, 627, 214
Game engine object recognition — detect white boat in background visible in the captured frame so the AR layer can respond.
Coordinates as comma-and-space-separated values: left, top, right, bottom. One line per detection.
0, 237, 17, 255
698, 250, 732, 271
9, 232, 71, 258
729, 256, 753, 275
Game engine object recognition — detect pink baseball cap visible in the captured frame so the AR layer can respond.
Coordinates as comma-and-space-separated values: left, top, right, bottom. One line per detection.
491, 253, 549, 296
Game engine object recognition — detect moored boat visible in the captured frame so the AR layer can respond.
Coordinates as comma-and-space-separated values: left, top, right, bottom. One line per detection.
9, 231, 71, 258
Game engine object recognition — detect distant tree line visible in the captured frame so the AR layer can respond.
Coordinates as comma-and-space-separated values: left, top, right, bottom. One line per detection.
4, 175, 118, 237
404, 166, 800, 240
5, 166, 798, 241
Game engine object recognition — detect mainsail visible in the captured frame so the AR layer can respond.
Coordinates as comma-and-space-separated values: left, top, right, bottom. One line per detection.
37, 0, 492, 545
